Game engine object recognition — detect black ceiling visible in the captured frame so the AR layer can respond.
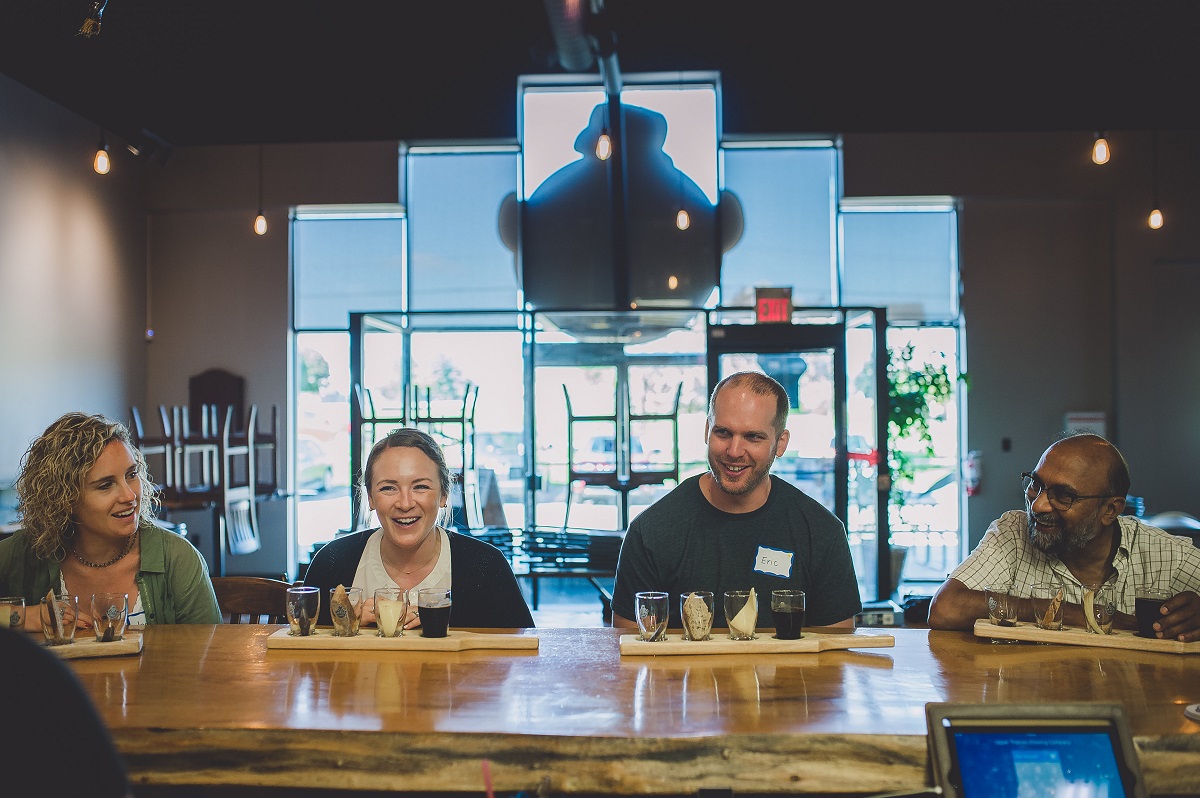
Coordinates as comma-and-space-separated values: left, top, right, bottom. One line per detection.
2, 0, 1199, 151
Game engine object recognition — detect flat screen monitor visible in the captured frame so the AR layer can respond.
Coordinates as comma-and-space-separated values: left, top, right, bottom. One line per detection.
925, 703, 1147, 798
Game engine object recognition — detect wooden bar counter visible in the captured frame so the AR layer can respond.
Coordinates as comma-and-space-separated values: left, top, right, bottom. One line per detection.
62, 625, 1200, 795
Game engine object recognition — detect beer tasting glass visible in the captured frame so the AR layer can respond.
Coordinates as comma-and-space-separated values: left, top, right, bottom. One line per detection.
91, 592, 128, 642
286, 586, 320, 636
984, 584, 1017, 627
770, 590, 806, 640
1030, 581, 1064, 631
679, 590, 714, 641
330, 586, 363, 637
724, 590, 757, 640
634, 591, 668, 642
1083, 583, 1116, 635
374, 587, 407, 638
418, 588, 452, 638
41, 593, 77, 646
0, 596, 24, 630
1135, 587, 1171, 638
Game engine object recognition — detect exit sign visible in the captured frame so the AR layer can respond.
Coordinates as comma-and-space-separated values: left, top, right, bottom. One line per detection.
755, 288, 793, 324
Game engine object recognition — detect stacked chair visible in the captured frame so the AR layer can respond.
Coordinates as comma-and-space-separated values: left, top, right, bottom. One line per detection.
130, 372, 279, 576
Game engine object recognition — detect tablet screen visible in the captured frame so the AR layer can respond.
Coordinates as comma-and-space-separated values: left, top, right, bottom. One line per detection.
949, 724, 1128, 798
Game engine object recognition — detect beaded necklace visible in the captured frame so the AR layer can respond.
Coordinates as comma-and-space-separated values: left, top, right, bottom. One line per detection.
72, 529, 139, 569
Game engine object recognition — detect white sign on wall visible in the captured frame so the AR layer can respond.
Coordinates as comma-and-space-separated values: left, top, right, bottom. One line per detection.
1065, 411, 1107, 439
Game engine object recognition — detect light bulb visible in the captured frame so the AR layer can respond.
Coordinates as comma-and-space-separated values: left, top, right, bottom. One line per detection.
667, 275, 679, 290
254, 214, 268, 235
1091, 136, 1110, 165
675, 209, 690, 230
1148, 208, 1164, 229
94, 147, 110, 175
595, 133, 612, 161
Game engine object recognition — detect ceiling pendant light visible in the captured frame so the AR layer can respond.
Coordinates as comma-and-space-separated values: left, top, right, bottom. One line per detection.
595, 131, 612, 161
253, 145, 268, 236
1148, 131, 1164, 230
1091, 131, 1110, 165
93, 128, 110, 174
674, 163, 690, 230
673, 76, 690, 232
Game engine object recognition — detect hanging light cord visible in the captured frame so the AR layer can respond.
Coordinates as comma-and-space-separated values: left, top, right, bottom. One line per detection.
257, 145, 265, 214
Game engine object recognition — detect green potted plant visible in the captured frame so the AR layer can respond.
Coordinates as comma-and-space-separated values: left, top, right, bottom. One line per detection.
887, 343, 967, 503
885, 343, 968, 596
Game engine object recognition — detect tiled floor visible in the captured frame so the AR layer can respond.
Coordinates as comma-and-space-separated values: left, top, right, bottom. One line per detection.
523, 576, 611, 628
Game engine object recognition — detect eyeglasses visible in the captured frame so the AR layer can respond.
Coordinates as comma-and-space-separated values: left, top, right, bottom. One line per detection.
1021, 472, 1114, 511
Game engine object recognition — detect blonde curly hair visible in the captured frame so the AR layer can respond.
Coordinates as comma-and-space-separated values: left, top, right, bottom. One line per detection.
15, 412, 160, 560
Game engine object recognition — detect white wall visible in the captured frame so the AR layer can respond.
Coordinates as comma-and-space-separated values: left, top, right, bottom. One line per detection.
143, 142, 399, 573
845, 130, 1200, 547
0, 73, 147, 489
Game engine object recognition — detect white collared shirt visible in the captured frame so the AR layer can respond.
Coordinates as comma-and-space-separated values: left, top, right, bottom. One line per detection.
352, 526, 452, 606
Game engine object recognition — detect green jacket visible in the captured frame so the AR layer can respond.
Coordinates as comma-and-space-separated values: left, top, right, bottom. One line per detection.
0, 521, 221, 624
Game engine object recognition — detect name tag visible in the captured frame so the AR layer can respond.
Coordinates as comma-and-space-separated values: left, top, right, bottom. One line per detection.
753, 546, 793, 578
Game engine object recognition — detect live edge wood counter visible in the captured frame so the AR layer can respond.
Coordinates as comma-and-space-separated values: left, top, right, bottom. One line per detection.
65, 625, 1200, 795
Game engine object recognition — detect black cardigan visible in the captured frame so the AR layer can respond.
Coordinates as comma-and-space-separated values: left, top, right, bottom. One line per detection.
303, 528, 534, 628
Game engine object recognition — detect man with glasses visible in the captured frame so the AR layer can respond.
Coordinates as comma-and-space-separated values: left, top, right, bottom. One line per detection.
928, 433, 1200, 641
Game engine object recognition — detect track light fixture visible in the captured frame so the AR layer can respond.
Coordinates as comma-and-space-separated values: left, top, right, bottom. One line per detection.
78, 0, 109, 37
93, 128, 110, 175
1091, 131, 1110, 165
254, 145, 268, 236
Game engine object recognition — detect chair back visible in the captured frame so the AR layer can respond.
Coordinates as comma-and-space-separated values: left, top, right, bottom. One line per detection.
355, 383, 378, 421
221, 405, 261, 556
189, 368, 245, 435
130, 405, 176, 491
211, 576, 292, 624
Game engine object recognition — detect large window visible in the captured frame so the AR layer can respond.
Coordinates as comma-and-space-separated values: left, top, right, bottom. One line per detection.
721, 141, 838, 307
841, 199, 964, 589
407, 146, 520, 312
293, 207, 405, 329
292, 208, 406, 562
290, 76, 965, 599
840, 198, 960, 322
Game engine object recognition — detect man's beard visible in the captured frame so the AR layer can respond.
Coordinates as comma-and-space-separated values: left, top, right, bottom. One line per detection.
1027, 506, 1103, 557
709, 452, 774, 497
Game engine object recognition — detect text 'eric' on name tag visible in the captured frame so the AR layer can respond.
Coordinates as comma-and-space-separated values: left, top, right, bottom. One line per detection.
754, 545, 793, 578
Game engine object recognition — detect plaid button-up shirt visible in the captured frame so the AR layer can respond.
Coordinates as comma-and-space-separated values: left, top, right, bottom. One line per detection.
950, 510, 1200, 613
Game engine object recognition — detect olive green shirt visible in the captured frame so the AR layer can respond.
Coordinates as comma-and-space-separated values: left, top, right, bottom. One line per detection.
0, 521, 220, 624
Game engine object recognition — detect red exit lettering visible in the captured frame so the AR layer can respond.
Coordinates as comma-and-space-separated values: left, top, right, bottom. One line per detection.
756, 297, 790, 323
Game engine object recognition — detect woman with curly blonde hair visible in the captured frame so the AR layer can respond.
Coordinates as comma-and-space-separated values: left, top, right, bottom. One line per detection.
0, 412, 219, 630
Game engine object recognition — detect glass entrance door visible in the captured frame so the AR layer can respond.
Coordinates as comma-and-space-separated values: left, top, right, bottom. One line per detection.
706, 310, 891, 602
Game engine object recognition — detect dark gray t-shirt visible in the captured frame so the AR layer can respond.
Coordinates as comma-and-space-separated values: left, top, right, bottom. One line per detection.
612, 474, 863, 627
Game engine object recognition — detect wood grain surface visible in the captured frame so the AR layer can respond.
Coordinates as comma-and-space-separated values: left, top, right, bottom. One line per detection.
972, 618, 1200, 653
619, 629, 895, 655
265, 626, 539, 651
53, 625, 1200, 795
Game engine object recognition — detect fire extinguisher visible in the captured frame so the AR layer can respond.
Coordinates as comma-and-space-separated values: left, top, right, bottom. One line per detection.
964, 450, 982, 497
